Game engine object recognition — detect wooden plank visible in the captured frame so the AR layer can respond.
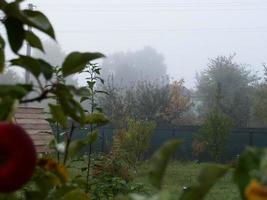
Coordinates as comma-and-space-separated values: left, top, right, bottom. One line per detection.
31, 140, 53, 145
33, 140, 51, 145
29, 134, 53, 141
27, 130, 52, 135
16, 118, 49, 125
35, 145, 51, 153
15, 113, 45, 119
28, 134, 52, 140
14, 106, 53, 153
20, 124, 51, 130
16, 108, 43, 114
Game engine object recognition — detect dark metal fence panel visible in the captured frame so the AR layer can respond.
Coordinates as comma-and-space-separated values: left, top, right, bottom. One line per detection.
223, 130, 249, 161
100, 127, 115, 153
147, 129, 173, 157
52, 125, 267, 161
174, 129, 194, 160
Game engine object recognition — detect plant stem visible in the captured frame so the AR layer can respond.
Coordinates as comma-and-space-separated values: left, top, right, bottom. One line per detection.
86, 69, 95, 193
56, 121, 60, 162
63, 122, 75, 165
56, 93, 60, 162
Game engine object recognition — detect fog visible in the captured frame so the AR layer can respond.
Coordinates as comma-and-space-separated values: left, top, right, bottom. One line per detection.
11, 0, 267, 88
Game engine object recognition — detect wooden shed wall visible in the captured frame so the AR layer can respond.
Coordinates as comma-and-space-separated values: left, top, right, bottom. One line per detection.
14, 107, 53, 153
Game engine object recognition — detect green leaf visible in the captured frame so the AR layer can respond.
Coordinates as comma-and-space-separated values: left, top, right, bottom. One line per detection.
0, 97, 16, 121
49, 104, 68, 129
180, 164, 229, 200
68, 131, 98, 158
61, 98, 85, 124
46, 185, 78, 200
67, 86, 91, 96
5, 1, 55, 39
149, 140, 181, 189
87, 81, 95, 90
0, 35, 5, 48
25, 31, 44, 51
23, 10, 55, 39
0, 85, 32, 121
62, 52, 105, 77
38, 59, 54, 80
0, 193, 18, 200
46, 118, 56, 124
95, 107, 103, 113
62, 189, 90, 200
0, 84, 32, 99
0, 35, 5, 73
85, 113, 109, 126
5, 2, 25, 18
233, 148, 265, 199
27, 168, 63, 200
99, 78, 105, 84
94, 68, 101, 75
46, 184, 90, 200
55, 84, 85, 124
80, 96, 90, 103
4, 16, 24, 53
10, 56, 41, 77
18, 83, 33, 92
95, 90, 109, 95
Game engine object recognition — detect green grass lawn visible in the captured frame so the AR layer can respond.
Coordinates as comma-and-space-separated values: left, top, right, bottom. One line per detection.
68, 159, 242, 199
135, 161, 241, 200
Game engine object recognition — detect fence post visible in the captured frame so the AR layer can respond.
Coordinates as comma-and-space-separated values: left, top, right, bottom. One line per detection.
172, 129, 177, 159
172, 129, 175, 138
249, 130, 253, 146
101, 128, 105, 153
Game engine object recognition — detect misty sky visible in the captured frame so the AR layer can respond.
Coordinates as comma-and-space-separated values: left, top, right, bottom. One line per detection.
20, 0, 267, 88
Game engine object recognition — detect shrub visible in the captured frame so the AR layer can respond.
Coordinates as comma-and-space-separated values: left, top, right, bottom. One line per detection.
192, 139, 208, 157
89, 119, 155, 199
90, 153, 144, 199
90, 175, 144, 200
195, 107, 232, 162
113, 119, 156, 166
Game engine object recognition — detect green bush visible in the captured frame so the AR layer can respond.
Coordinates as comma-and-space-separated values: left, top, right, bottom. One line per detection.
90, 153, 144, 200
90, 173, 144, 200
113, 119, 156, 166
196, 107, 232, 162
88, 119, 155, 199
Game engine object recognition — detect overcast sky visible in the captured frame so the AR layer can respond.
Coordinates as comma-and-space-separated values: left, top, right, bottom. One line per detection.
21, 0, 267, 88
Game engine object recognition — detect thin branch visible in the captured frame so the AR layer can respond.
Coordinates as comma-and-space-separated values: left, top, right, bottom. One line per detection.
20, 90, 50, 103
36, 77, 45, 92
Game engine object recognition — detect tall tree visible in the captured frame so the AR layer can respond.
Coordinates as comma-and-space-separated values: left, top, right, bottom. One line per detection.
196, 55, 258, 127
99, 78, 194, 126
196, 84, 233, 162
132, 80, 170, 122
252, 65, 267, 126
163, 80, 193, 125
98, 77, 126, 126
102, 46, 168, 87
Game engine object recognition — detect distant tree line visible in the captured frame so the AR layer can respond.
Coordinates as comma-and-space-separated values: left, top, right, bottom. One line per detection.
98, 78, 195, 127
2, 44, 267, 128
99, 50, 267, 128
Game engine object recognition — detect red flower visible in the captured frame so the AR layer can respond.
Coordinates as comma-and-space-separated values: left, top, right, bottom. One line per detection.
0, 123, 36, 193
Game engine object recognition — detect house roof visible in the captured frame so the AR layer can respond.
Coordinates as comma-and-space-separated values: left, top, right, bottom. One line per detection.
14, 107, 53, 153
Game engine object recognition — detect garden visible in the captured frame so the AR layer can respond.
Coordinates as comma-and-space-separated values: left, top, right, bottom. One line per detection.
0, 1, 267, 200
